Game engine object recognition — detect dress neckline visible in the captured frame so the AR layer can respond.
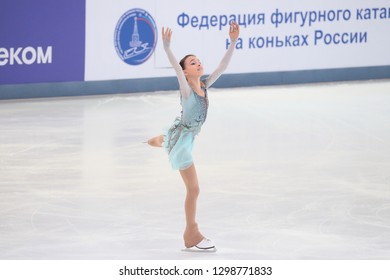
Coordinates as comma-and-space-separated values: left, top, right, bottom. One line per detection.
192, 86, 207, 98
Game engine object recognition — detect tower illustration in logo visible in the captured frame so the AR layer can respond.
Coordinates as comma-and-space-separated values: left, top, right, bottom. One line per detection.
114, 9, 157, 65
130, 17, 141, 48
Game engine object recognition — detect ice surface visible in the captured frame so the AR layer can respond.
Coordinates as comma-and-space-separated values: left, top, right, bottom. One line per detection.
1, 80, 390, 259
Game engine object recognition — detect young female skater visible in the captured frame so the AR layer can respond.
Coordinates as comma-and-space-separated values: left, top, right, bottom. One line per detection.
148, 21, 239, 251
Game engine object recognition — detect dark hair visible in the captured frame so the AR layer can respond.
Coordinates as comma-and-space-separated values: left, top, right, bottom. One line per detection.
179, 54, 195, 70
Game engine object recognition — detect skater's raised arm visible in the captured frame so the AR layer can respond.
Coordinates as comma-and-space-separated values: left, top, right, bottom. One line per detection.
162, 27, 191, 98
204, 22, 240, 89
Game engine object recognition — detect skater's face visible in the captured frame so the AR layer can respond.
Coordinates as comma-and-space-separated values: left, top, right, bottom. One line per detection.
183, 56, 204, 78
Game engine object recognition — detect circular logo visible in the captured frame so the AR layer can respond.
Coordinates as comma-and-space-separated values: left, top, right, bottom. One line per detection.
114, 8, 157, 66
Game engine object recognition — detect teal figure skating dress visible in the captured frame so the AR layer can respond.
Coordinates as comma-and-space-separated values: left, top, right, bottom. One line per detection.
162, 38, 237, 170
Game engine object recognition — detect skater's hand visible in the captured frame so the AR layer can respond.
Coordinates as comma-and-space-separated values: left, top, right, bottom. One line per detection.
229, 21, 239, 41
162, 27, 172, 47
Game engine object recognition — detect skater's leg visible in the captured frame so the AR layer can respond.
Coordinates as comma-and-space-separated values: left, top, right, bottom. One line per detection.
179, 163, 204, 248
148, 135, 164, 147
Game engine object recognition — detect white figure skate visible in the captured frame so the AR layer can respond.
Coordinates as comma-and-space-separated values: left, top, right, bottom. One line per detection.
182, 238, 217, 253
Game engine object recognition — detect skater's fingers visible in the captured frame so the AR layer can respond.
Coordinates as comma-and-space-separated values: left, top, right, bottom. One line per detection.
162, 27, 172, 42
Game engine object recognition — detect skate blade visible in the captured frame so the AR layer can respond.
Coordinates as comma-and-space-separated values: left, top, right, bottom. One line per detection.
181, 246, 217, 253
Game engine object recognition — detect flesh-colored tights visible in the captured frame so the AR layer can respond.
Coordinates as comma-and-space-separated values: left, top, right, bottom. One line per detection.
148, 135, 204, 247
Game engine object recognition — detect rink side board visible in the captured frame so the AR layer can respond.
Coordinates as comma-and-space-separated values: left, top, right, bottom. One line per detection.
1, 66, 389, 100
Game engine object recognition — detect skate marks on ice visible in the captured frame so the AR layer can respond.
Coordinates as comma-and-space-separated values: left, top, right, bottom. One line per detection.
0, 81, 390, 259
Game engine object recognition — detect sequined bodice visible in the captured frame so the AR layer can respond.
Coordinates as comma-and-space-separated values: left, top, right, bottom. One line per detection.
180, 87, 209, 129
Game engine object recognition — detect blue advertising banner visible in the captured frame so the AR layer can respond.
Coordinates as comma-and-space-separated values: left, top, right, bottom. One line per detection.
0, 0, 85, 85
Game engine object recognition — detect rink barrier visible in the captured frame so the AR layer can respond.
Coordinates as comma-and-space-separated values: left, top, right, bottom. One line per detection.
0, 65, 389, 100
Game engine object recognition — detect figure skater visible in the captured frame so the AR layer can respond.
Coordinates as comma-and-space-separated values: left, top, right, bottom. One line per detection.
147, 21, 240, 251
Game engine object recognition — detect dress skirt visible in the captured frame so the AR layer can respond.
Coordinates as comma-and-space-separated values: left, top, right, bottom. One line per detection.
162, 117, 200, 170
